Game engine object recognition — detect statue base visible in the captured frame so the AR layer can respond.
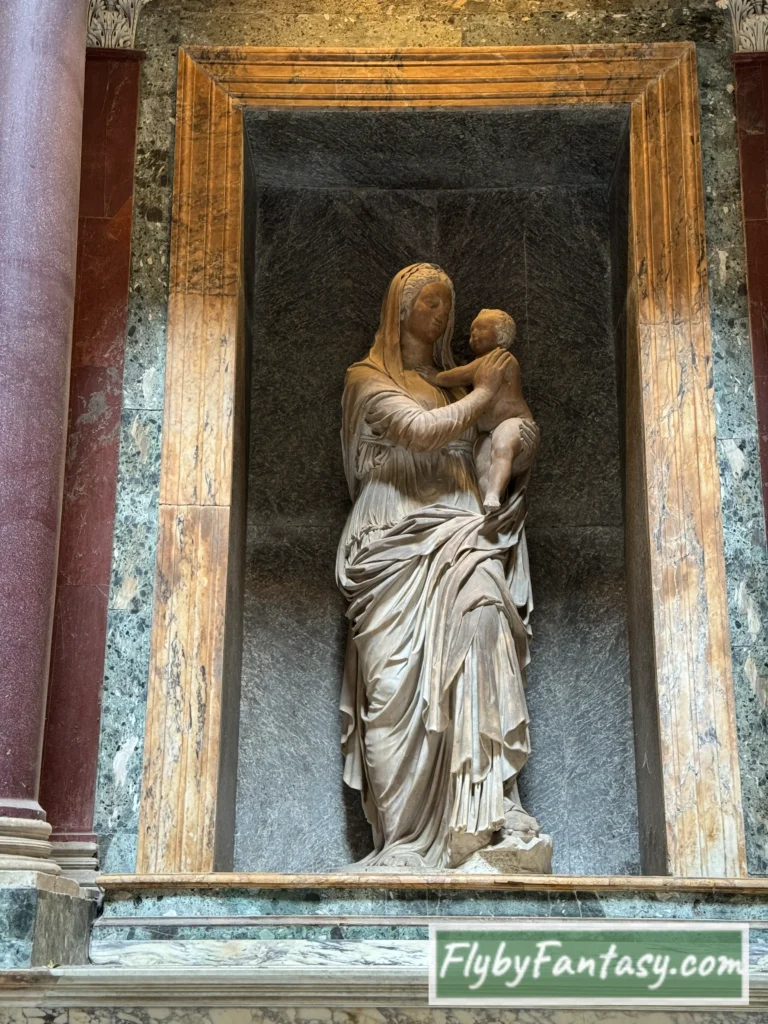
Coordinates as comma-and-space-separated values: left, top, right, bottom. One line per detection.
456, 832, 554, 875
335, 832, 554, 875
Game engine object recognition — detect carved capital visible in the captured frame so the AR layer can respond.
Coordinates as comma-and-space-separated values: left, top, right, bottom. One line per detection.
720, 0, 768, 51
87, 0, 151, 48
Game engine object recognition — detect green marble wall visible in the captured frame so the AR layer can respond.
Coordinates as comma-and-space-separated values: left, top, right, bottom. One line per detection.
0, 886, 94, 970
95, 885, 768, 941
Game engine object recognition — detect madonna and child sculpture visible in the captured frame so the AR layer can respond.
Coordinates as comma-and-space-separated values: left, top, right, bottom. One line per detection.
336, 263, 552, 873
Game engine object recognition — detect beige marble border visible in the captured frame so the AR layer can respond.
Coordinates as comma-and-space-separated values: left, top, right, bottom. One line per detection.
102, 871, 768, 892
137, 44, 747, 877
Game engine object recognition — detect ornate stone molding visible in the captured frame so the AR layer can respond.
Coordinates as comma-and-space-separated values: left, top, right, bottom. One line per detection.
721, 0, 768, 51
86, 0, 151, 48
0, 816, 60, 875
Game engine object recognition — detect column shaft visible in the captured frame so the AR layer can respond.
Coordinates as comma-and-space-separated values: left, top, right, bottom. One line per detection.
40, 49, 143, 883
0, 0, 87, 823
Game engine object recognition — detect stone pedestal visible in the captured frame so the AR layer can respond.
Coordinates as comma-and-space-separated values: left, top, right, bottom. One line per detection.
460, 833, 554, 875
0, 819, 94, 968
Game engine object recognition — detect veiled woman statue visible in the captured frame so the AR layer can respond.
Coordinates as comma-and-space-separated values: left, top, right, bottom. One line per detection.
336, 263, 551, 872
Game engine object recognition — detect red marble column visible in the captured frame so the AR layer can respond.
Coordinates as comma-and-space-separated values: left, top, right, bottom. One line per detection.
0, 0, 86, 844
734, 52, 768, 533
39, 49, 143, 879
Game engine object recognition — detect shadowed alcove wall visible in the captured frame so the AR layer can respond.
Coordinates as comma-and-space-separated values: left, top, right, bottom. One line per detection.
234, 107, 638, 876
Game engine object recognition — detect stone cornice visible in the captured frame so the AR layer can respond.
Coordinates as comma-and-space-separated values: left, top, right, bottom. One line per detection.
0, 960, 426, 1008
721, 0, 768, 51
86, 0, 151, 48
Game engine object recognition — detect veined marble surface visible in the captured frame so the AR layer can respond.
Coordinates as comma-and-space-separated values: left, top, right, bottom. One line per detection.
91, 935, 768, 972
0, 882, 94, 969
99, 886, 768, 924
90, 938, 426, 967
1, 958, 767, 1015
2, 1010, 768, 1024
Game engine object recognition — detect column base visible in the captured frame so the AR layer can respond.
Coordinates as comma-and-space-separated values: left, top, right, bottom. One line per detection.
52, 839, 99, 887
0, 818, 95, 967
0, 816, 62, 875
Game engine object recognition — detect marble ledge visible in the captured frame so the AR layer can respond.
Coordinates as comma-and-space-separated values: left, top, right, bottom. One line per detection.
90, 936, 768, 974
91, 938, 424, 968
98, 873, 768, 894
0, 960, 426, 1009
95, 885, 768, 928
1, 958, 767, 1011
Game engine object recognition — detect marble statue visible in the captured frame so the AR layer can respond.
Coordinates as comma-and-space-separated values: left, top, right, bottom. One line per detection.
336, 263, 552, 873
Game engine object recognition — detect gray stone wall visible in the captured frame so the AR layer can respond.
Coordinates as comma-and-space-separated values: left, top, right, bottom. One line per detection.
236, 106, 638, 875
94, 0, 768, 876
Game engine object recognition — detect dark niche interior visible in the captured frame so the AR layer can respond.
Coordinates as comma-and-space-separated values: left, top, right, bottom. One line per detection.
234, 106, 639, 875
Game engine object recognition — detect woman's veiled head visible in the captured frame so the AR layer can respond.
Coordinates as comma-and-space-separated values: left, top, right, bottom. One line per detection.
365, 263, 457, 386
400, 264, 452, 339
403, 279, 452, 346
399, 264, 455, 368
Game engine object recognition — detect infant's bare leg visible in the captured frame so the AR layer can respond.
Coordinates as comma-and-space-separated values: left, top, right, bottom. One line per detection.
473, 433, 494, 499
484, 418, 523, 512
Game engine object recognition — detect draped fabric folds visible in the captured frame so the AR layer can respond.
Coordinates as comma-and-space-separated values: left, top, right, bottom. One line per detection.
336, 264, 534, 869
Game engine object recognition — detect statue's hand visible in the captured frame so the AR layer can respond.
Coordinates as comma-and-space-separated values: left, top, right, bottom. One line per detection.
518, 420, 540, 465
474, 349, 513, 398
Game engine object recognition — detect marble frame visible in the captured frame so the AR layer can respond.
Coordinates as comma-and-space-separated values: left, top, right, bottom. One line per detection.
135, 44, 748, 879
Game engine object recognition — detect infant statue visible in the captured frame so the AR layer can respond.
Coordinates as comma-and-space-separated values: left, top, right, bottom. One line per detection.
426, 308, 537, 511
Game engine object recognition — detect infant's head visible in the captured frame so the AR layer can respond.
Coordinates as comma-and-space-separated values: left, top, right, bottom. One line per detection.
469, 309, 516, 356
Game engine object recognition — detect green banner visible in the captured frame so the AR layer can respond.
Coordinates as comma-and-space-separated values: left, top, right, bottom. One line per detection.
430, 922, 748, 1006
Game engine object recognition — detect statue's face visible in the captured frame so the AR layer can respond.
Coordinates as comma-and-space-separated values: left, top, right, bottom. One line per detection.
405, 280, 452, 345
469, 312, 503, 356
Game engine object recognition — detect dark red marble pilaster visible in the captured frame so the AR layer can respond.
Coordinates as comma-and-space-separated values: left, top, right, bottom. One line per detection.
39, 50, 143, 847
734, 52, 768, 532
0, 0, 87, 821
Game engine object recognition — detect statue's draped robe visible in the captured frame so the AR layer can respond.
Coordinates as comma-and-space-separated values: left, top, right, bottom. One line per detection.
336, 267, 534, 869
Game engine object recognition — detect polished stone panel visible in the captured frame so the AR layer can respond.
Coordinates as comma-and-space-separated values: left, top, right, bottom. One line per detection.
40, 50, 142, 862
54, 365, 123, 585
93, 409, 160, 872
0, 883, 93, 969
732, 53, 768, 874
98, 883, 768, 925
236, 127, 637, 874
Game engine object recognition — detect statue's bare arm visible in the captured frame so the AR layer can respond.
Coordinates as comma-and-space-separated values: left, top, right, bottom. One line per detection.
368, 351, 513, 452
432, 360, 482, 388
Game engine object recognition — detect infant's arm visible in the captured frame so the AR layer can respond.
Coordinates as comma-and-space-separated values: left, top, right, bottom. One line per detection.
433, 358, 483, 388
